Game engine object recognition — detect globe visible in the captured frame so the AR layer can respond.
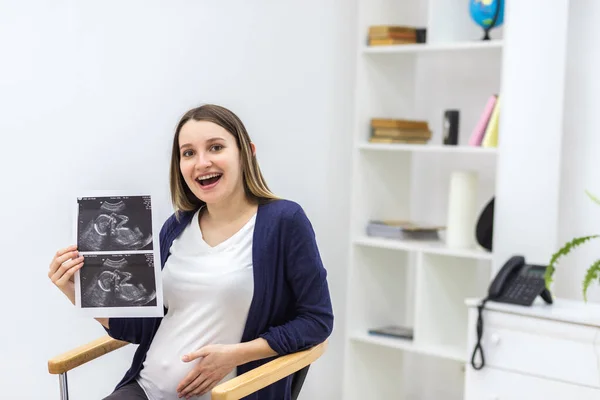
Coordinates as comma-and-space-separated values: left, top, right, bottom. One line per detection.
469, 0, 505, 40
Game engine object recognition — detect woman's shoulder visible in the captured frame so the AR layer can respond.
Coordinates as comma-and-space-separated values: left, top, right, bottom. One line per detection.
258, 199, 315, 233
259, 198, 304, 219
159, 209, 196, 237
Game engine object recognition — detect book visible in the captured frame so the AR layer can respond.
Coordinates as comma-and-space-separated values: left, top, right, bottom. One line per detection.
368, 325, 414, 340
367, 25, 427, 45
468, 95, 498, 146
368, 137, 429, 144
366, 220, 443, 240
481, 95, 501, 147
371, 127, 432, 139
371, 118, 429, 130
368, 38, 416, 46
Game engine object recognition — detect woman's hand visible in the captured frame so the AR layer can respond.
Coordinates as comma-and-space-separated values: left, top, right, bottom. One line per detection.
176, 344, 240, 399
48, 244, 84, 304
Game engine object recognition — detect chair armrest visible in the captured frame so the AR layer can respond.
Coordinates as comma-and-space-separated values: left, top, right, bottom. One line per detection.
210, 340, 328, 400
48, 335, 129, 374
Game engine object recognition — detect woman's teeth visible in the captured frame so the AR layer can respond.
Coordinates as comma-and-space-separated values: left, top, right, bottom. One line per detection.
197, 173, 222, 186
197, 173, 220, 181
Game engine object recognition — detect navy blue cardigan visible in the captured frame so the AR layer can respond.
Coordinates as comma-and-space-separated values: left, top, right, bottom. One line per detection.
105, 199, 334, 399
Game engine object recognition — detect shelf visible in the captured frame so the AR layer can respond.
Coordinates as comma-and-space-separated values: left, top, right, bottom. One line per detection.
350, 331, 465, 363
362, 40, 503, 55
353, 236, 493, 261
357, 142, 498, 154
346, 1, 506, 397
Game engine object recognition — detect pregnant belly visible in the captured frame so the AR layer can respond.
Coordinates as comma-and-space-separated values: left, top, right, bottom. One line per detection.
139, 345, 207, 399
139, 349, 235, 400
138, 322, 236, 399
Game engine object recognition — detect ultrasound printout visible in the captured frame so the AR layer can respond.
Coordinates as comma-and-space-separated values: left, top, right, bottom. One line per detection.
73, 192, 163, 317
78, 196, 153, 252
80, 254, 157, 308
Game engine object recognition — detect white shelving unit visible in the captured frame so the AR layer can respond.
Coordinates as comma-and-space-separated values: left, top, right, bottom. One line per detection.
342, 0, 505, 399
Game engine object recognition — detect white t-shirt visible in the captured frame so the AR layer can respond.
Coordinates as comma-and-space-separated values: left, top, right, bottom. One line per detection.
137, 209, 255, 400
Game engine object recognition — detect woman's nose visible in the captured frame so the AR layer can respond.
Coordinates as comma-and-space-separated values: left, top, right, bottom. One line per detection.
196, 153, 212, 168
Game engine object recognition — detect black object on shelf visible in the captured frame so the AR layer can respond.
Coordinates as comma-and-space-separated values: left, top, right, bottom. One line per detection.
443, 110, 460, 145
476, 197, 494, 251
416, 28, 427, 43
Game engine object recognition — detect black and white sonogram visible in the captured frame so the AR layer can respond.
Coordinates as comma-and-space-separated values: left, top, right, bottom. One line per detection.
80, 253, 157, 308
77, 196, 153, 252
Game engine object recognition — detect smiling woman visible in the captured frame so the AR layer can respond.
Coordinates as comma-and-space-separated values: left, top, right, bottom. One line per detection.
58, 103, 335, 400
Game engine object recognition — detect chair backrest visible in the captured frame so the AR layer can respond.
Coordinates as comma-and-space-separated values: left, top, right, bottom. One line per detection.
290, 365, 310, 400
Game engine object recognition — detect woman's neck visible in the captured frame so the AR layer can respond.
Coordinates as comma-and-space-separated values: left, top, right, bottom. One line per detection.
203, 190, 257, 225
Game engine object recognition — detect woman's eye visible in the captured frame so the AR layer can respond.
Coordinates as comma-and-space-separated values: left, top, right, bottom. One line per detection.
210, 144, 223, 152
182, 149, 194, 157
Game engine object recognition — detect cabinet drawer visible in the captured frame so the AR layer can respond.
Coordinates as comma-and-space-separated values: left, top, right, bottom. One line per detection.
465, 367, 600, 400
468, 308, 600, 388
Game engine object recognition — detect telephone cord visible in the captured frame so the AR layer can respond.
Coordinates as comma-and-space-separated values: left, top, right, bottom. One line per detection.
470, 296, 489, 370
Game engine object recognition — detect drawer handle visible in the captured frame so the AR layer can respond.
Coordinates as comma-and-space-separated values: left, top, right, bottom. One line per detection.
490, 334, 501, 345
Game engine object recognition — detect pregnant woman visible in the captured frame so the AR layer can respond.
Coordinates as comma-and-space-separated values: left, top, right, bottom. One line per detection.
47, 104, 334, 400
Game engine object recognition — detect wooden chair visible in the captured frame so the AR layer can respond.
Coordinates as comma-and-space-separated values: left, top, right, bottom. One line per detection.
48, 336, 327, 400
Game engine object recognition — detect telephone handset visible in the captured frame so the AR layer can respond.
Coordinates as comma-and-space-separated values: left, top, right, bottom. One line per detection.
470, 255, 553, 370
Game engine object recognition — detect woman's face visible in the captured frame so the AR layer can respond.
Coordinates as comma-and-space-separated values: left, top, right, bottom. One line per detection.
178, 120, 244, 206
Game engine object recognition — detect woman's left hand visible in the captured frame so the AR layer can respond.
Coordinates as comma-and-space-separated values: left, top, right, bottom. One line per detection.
176, 344, 240, 399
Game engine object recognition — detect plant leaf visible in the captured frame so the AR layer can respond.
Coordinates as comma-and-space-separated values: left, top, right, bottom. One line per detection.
585, 190, 600, 206
583, 259, 600, 302
545, 235, 600, 289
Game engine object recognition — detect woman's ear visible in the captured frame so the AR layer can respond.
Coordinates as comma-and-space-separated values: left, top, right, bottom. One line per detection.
250, 142, 256, 156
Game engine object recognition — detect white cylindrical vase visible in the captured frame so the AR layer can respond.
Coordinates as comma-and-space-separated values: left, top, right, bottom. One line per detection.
445, 170, 478, 249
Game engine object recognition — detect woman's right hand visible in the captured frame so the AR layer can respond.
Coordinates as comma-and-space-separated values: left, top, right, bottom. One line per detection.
48, 244, 84, 304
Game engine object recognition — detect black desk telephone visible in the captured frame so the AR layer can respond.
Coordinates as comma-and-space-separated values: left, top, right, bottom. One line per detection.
470, 255, 553, 370
488, 255, 553, 306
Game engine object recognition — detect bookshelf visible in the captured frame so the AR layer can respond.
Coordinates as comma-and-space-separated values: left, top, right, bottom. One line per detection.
342, 0, 504, 399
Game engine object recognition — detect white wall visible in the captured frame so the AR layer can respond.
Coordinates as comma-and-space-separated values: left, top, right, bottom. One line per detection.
556, 0, 600, 304
0, 1, 356, 398
492, 0, 600, 304
491, 0, 570, 274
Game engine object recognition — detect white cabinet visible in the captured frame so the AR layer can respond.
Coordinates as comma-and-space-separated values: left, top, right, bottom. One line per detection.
464, 298, 600, 399
467, 368, 600, 400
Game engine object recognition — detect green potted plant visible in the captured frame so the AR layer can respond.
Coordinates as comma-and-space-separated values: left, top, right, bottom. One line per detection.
544, 190, 600, 302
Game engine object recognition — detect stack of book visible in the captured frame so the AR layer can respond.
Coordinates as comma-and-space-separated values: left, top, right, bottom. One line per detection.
366, 220, 443, 241
367, 25, 427, 46
369, 118, 432, 144
468, 94, 501, 147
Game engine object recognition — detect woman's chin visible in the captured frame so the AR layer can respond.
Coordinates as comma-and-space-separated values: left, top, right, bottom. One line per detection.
193, 191, 223, 206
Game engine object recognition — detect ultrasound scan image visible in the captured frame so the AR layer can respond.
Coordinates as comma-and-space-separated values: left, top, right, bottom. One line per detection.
77, 196, 153, 252
80, 254, 157, 308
